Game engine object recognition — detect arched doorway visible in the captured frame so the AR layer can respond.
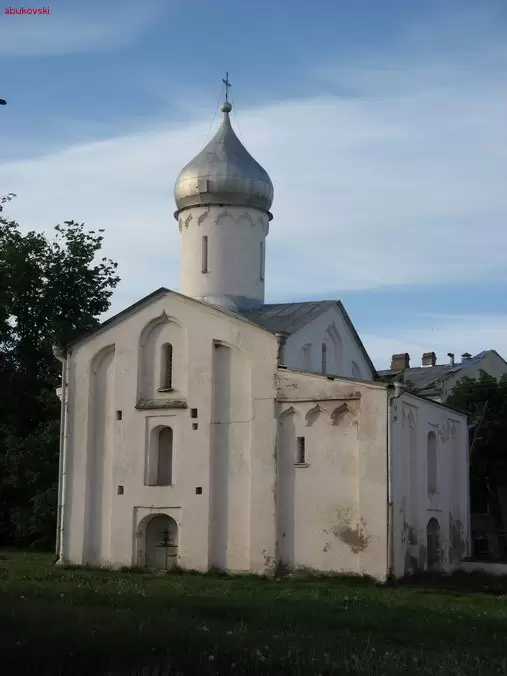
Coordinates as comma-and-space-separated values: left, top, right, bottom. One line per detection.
426, 518, 440, 570
145, 515, 178, 570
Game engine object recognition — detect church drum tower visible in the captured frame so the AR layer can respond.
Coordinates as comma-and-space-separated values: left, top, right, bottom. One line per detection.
174, 91, 274, 312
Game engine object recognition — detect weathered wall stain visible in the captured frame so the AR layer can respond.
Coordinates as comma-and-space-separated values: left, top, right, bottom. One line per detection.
449, 514, 466, 565
404, 551, 419, 575
418, 545, 427, 570
336, 525, 370, 554
261, 549, 275, 575
326, 508, 370, 554
407, 525, 417, 546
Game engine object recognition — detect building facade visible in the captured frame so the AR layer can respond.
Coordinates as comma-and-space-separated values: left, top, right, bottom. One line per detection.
55, 95, 470, 579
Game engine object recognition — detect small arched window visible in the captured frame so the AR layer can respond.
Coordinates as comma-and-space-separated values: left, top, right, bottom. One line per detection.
156, 427, 173, 486
321, 343, 328, 373
201, 235, 208, 273
427, 430, 437, 494
160, 343, 173, 391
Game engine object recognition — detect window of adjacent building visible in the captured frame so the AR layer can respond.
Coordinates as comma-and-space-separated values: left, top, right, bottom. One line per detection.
321, 343, 328, 373
296, 436, 306, 464
260, 241, 264, 281
156, 427, 173, 486
201, 235, 208, 273
160, 343, 173, 391
427, 430, 437, 494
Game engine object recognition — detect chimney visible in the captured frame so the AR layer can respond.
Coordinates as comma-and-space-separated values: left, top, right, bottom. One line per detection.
461, 352, 472, 362
391, 353, 410, 371
447, 352, 455, 366
421, 351, 436, 367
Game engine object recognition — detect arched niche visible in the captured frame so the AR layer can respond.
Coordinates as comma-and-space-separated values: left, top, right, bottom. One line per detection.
146, 425, 174, 486
209, 339, 252, 571
323, 323, 343, 375
426, 517, 441, 570
84, 344, 116, 565
300, 343, 313, 371
137, 312, 187, 400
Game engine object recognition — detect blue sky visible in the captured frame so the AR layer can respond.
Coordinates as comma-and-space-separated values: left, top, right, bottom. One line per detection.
0, 0, 506, 368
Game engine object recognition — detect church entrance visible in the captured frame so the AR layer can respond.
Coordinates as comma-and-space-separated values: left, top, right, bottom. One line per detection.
145, 514, 178, 570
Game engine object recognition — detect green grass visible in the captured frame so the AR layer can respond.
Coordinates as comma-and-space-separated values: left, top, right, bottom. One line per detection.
1, 551, 507, 675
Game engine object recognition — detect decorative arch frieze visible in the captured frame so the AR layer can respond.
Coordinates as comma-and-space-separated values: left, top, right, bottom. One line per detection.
330, 403, 356, 426
279, 406, 300, 424
305, 404, 328, 427
214, 209, 256, 226
197, 208, 210, 226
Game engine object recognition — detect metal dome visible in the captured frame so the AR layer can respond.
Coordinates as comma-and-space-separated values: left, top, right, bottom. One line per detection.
174, 102, 274, 218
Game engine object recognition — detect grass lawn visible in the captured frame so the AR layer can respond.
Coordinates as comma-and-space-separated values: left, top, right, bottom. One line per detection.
1, 551, 507, 675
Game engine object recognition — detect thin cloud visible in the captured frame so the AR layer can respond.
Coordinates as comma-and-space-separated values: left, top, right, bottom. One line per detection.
0, 12, 505, 331
0, 1, 167, 56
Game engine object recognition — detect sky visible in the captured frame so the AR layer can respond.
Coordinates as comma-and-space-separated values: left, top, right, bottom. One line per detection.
0, 0, 506, 369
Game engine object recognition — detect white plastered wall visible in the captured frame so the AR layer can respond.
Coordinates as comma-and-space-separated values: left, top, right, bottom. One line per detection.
62, 291, 278, 574
390, 392, 469, 577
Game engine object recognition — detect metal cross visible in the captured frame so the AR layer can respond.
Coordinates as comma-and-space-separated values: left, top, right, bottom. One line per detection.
222, 72, 231, 103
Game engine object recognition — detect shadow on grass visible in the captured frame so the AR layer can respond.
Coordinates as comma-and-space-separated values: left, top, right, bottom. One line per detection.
398, 569, 507, 596
1, 552, 507, 675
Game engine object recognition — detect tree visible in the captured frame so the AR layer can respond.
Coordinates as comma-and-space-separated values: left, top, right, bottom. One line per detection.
0, 195, 120, 548
446, 370, 507, 557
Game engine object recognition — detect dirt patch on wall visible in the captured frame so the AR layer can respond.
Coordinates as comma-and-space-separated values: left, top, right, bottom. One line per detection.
327, 508, 370, 554
402, 518, 418, 546
405, 551, 419, 575
418, 545, 427, 570
449, 515, 466, 565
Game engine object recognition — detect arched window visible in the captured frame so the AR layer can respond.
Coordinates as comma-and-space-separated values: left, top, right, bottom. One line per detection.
201, 235, 208, 273
427, 431, 437, 494
321, 343, 328, 373
156, 427, 173, 486
160, 343, 173, 391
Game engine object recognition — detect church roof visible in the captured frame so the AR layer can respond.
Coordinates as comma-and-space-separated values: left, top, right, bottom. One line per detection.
173, 102, 274, 217
239, 300, 377, 377
67, 291, 376, 378
239, 301, 337, 334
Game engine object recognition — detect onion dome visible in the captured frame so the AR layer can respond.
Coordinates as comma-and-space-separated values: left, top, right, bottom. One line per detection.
174, 102, 273, 217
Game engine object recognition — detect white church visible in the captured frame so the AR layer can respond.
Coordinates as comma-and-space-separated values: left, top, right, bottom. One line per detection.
54, 94, 470, 580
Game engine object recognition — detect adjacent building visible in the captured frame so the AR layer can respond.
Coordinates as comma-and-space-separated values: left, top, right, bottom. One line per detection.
379, 350, 507, 402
